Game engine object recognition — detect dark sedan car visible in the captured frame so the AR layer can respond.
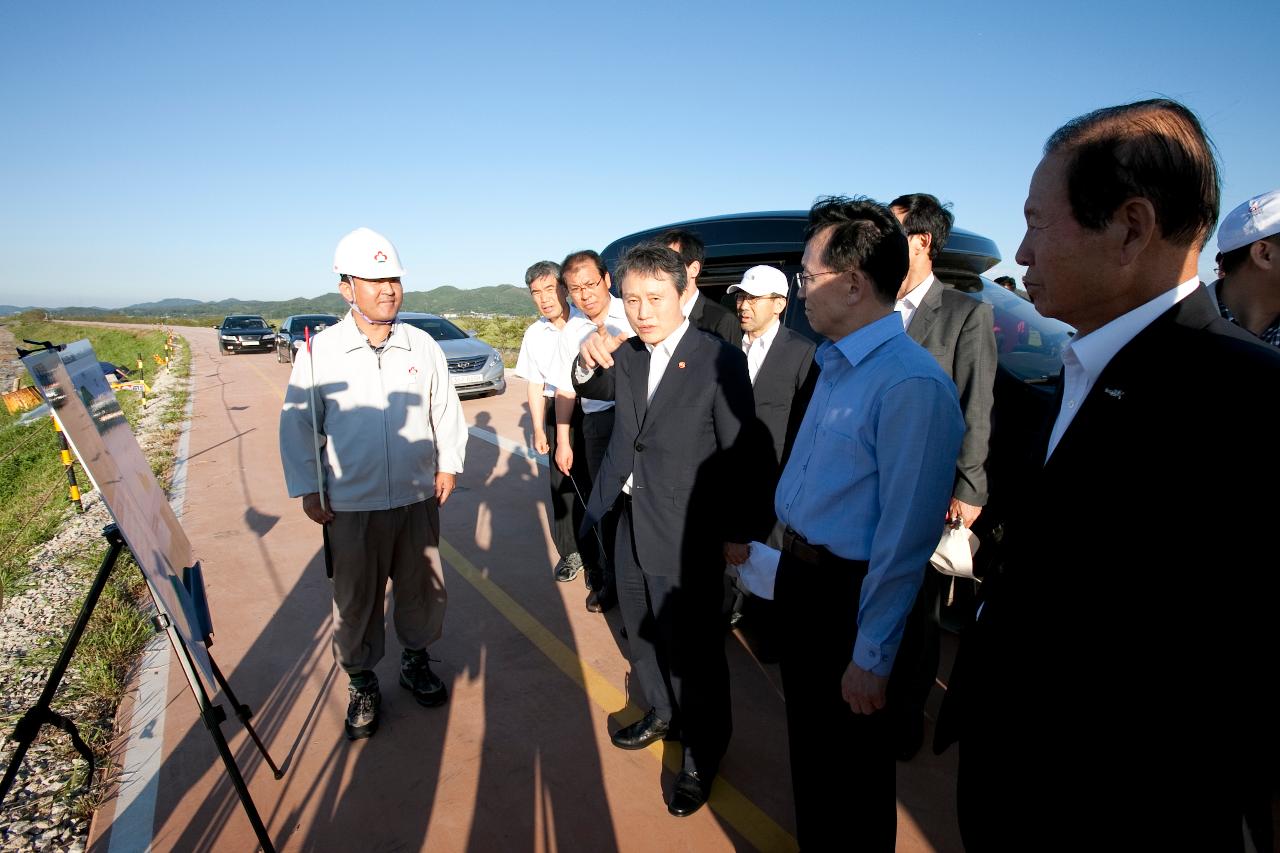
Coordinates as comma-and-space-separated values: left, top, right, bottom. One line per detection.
602, 211, 1074, 627
276, 313, 341, 363
217, 315, 277, 355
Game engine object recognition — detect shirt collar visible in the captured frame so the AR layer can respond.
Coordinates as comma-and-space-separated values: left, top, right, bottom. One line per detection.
898, 273, 936, 310
742, 317, 781, 350
339, 310, 412, 352
680, 289, 701, 319
1065, 277, 1200, 381
646, 318, 691, 356
820, 311, 905, 369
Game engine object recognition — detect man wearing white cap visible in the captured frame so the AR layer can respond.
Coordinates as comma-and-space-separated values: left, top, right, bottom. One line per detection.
1210, 189, 1280, 347
724, 265, 816, 652
279, 227, 468, 740
729, 265, 818, 464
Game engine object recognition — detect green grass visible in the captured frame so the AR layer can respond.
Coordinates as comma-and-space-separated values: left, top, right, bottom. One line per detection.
0, 315, 175, 603
0, 322, 191, 818
455, 313, 536, 367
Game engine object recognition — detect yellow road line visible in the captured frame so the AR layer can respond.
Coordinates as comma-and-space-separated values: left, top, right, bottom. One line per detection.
439, 540, 798, 853
233, 341, 797, 851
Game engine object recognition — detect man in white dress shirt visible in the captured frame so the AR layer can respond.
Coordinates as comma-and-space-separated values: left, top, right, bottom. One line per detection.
550, 249, 632, 611
513, 260, 591, 583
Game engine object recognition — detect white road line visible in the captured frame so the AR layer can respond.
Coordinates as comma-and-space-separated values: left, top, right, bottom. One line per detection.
108, 365, 196, 852
467, 426, 548, 469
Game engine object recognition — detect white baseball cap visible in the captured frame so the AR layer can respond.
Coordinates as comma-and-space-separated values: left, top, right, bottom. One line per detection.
727, 265, 788, 297
1217, 189, 1280, 253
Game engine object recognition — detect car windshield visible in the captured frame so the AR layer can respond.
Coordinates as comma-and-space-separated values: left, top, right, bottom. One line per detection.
401, 317, 469, 342
968, 278, 1073, 385
296, 316, 337, 333
225, 317, 268, 330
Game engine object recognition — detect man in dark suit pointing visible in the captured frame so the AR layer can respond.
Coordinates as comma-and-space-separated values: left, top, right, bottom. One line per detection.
573, 243, 764, 818
941, 99, 1280, 849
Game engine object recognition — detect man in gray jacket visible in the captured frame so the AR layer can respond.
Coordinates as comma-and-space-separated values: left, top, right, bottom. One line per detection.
886, 194, 997, 760
279, 227, 468, 740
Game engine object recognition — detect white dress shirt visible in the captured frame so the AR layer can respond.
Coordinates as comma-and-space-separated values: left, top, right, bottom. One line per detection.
623, 318, 691, 493
741, 317, 781, 384
514, 309, 581, 397
681, 289, 702, 319
1046, 277, 1201, 460
895, 274, 935, 330
550, 296, 631, 414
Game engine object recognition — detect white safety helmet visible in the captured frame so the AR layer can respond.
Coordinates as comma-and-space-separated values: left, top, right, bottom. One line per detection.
332, 227, 406, 280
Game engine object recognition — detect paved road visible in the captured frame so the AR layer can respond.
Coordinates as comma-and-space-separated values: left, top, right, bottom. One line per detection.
88, 326, 962, 852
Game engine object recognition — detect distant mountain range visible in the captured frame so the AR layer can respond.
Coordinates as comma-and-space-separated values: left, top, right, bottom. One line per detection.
0, 305, 33, 315
30, 285, 537, 319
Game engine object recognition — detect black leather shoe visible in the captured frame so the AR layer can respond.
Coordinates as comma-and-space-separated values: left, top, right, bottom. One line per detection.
610, 708, 669, 750
585, 589, 602, 612
667, 770, 712, 817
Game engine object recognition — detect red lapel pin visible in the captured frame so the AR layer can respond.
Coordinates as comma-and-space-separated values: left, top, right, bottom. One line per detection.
678, 361, 686, 369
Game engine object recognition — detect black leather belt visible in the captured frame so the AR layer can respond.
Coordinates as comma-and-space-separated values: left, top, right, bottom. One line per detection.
781, 527, 869, 574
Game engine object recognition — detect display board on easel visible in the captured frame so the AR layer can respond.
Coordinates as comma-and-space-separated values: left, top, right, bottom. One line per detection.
2, 340, 280, 852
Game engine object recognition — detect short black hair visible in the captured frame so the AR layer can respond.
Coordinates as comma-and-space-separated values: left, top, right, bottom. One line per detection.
805, 196, 909, 304
1220, 234, 1280, 276
559, 249, 607, 283
1044, 98, 1220, 249
994, 275, 1017, 288
524, 260, 561, 288
889, 193, 954, 261
655, 229, 705, 266
615, 244, 687, 297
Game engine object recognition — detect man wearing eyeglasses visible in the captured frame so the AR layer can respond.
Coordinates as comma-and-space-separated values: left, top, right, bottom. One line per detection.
884, 192, 997, 762
774, 197, 963, 850
550, 249, 633, 612
722, 265, 817, 651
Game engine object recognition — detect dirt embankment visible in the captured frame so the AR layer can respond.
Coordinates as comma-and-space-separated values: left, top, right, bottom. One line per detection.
0, 324, 27, 391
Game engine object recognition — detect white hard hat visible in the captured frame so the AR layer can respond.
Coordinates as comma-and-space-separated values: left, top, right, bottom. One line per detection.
332, 227, 406, 279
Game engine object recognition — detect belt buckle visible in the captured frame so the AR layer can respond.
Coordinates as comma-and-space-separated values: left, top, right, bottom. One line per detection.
783, 527, 818, 566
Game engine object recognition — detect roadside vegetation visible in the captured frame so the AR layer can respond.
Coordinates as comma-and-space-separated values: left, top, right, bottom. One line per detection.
0, 314, 190, 828
1, 315, 169, 602
42, 310, 539, 367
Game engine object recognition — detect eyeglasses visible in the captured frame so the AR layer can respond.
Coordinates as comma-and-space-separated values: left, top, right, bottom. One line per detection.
734, 292, 784, 303
567, 276, 605, 297
792, 269, 845, 290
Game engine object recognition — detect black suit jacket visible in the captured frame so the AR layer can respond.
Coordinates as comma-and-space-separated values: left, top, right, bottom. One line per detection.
938, 286, 1280, 846
688, 291, 741, 343
905, 280, 996, 505
750, 325, 817, 467
574, 328, 764, 578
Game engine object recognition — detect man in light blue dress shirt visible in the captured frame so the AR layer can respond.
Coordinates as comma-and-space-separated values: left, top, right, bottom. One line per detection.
773, 197, 964, 850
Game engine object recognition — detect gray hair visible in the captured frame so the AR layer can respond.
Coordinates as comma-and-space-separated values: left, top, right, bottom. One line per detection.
524, 260, 562, 288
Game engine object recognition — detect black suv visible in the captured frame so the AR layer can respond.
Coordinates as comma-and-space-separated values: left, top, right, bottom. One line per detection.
602, 212, 1074, 626
276, 314, 340, 363
216, 315, 277, 355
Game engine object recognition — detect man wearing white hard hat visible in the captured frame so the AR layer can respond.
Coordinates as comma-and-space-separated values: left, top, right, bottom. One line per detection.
1210, 189, 1280, 347
279, 227, 467, 740
723, 265, 817, 656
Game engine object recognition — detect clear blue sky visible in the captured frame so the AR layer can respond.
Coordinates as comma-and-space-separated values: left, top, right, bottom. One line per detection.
3, 0, 1277, 308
